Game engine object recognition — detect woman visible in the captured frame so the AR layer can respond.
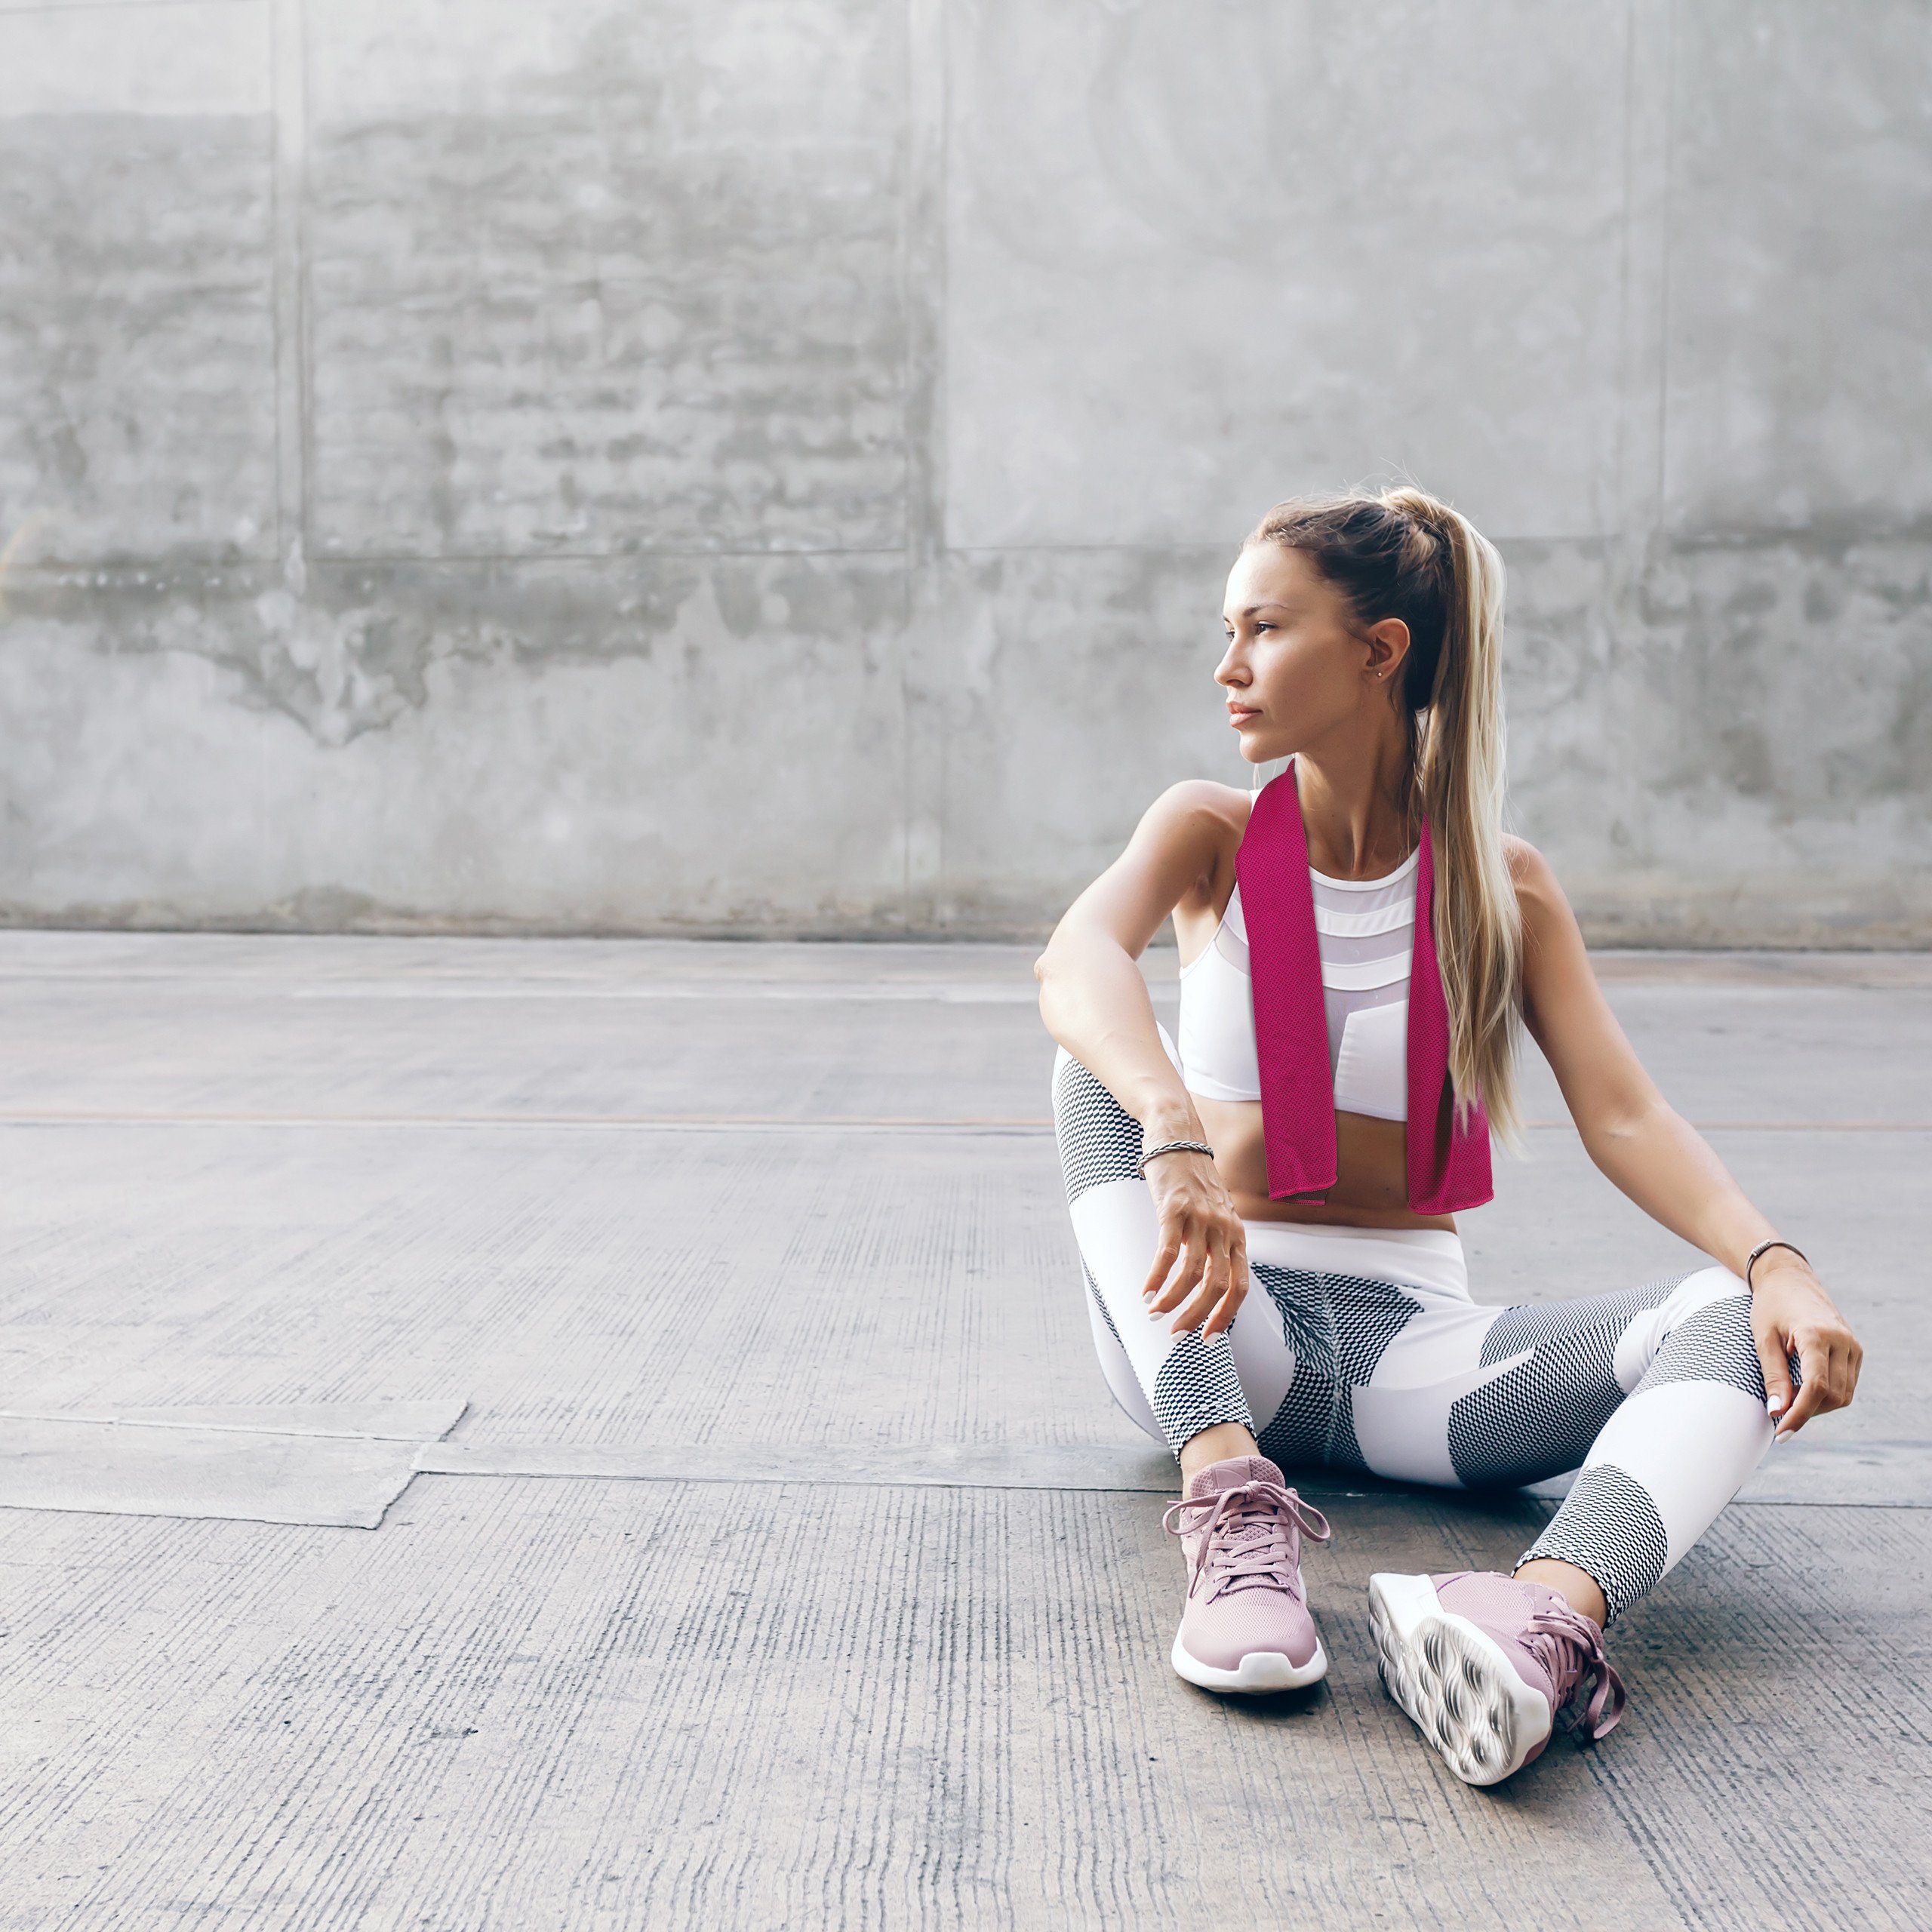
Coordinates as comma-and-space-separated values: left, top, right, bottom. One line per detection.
1032, 487, 1863, 1787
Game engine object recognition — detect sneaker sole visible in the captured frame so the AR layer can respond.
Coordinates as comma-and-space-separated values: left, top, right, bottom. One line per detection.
1367, 1573, 1552, 1786
1171, 1629, 1329, 1694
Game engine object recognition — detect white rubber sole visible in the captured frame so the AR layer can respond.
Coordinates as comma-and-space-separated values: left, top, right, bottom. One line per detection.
1367, 1573, 1552, 1786
1171, 1628, 1330, 1694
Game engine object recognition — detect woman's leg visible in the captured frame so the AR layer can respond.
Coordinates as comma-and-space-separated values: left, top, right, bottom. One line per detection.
1347, 1265, 1795, 1783
1336, 1264, 1793, 1625
1051, 1035, 1300, 1460
1509, 1269, 1789, 1623
1051, 1035, 1340, 1691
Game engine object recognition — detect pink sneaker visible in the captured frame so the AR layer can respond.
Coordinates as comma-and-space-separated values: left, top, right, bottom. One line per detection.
1367, 1569, 1628, 1786
1160, 1454, 1333, 1693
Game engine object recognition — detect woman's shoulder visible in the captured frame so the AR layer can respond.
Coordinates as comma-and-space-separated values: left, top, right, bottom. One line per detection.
1500, 832, 1571, 935
1501, 832, 1552, 881
1130, 780, 1254, 912
1143, 777, 1256, 833
1137, 779, 1254, 861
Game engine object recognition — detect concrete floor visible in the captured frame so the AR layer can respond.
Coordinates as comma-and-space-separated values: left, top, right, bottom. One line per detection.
0, 931, 1927, 1930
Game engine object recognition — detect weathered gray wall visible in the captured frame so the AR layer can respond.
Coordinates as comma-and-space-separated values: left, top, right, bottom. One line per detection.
0, 0, 1925, 943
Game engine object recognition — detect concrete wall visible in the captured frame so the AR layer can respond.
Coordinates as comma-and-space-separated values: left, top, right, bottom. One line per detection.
0, 0, 1926, 943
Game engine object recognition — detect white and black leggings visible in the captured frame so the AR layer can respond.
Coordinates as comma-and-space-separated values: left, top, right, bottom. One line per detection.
1052, 1036, 1794, 1625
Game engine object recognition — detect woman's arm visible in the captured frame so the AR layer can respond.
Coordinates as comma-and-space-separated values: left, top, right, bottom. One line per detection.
1035, 781, 1227, 1140
1034, 781, 1251, 1338
1508, 837, 1863, 1439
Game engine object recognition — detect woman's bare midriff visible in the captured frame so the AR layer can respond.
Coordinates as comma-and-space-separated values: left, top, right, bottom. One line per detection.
1190, 1091, 1457, 1232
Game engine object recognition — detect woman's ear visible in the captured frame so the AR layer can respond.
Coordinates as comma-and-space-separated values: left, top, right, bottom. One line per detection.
1364, 616, 1411, 684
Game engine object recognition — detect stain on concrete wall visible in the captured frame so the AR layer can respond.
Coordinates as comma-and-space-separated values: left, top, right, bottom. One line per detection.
0, 0, 1926, 942
306, 0, 907, 558
0, 7, 278, 567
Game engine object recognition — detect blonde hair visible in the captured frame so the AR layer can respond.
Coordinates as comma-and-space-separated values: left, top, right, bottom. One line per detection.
1241, 485, 1527, 1153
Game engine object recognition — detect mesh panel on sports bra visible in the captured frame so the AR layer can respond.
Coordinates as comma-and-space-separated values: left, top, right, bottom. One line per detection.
1310, 844, 1416, 1120
1175, 843, 1417, 1120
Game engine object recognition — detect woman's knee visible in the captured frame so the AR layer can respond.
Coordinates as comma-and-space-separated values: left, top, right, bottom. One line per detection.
1632, 1269, 1785, 1404
1666, 1263, 1750, 1320
1051, 1052, 1147, 1205
1050, 1023, 1182, 1115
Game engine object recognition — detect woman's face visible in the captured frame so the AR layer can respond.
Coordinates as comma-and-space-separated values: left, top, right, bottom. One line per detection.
1216, 542, 1397, 764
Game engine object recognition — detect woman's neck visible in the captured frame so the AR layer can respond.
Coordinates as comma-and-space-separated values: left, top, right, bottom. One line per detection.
1287, 746, 1417, 881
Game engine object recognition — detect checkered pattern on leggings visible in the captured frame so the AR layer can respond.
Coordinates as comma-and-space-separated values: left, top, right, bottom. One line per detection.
1051, 1044, 1793, 1625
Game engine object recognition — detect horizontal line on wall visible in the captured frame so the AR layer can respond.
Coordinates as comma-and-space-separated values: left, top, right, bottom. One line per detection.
939, 538, 1613, 555
2, 536, 1707, 574
311, 546, 915, 565
0, 0, 255, 16
4, 546, 914, 576
12, 534, 1932, 577
17, 533, 1926, 571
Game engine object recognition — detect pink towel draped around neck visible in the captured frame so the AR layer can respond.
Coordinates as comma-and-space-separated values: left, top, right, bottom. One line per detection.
1232, 755, 1494, 1214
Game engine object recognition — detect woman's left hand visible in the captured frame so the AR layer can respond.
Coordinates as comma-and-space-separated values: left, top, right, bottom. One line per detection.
1748, 1254, 1863, 1441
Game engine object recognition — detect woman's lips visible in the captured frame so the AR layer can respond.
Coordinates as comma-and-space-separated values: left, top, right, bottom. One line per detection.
1227, 706, 1261, 726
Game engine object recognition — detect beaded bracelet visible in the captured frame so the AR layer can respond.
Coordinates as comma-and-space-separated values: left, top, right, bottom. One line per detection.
1137, 1137, 1215, 1176
1743, 1236, 1809, 1292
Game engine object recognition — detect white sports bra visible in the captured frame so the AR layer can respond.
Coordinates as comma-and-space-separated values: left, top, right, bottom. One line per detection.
1176, 841, 1418, 1122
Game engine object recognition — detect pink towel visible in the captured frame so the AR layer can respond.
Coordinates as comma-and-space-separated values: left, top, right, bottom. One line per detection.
1235, 756, 1494, 1214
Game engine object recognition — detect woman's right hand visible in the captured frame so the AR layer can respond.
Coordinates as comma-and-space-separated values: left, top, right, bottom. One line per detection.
1140, 1146, 1249, 1339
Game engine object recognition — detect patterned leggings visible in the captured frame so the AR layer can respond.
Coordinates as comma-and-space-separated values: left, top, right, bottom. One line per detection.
1052, 1039, 1792, 1625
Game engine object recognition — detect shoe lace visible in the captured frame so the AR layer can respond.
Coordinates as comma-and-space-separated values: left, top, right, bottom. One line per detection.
1522, 1601, 1628, 1743
1160, 1480, 1333, 1601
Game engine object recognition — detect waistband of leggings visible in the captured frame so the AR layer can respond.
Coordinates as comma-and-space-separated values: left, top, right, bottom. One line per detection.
1241, 1220, 1470, 1301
